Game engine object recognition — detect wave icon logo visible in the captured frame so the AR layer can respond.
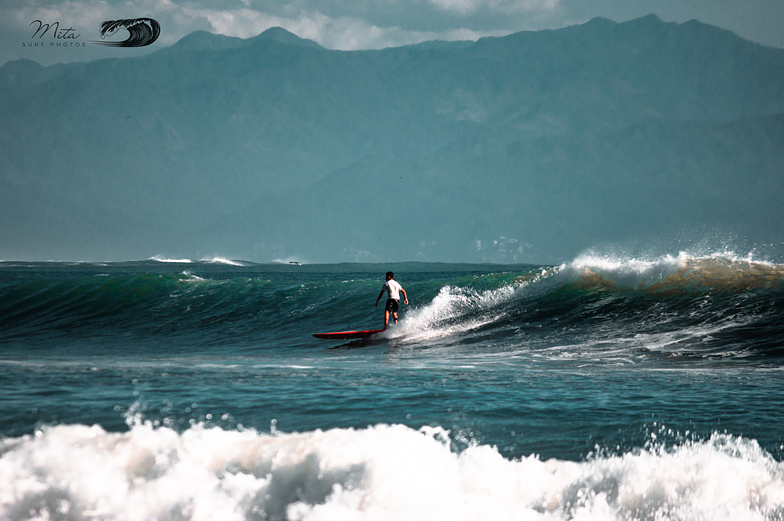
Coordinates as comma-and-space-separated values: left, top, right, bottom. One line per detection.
93, 18, 160, 47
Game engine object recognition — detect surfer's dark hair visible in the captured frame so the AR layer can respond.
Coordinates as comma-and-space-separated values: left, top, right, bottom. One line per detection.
386, 271, 394, 279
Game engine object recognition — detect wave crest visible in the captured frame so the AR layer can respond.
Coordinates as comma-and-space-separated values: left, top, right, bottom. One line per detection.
560, 251, 784, 294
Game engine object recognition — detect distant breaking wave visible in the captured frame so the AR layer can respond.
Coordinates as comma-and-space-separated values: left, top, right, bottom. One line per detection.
148, 256, 247, 266
93, 18, 160, 47
149, 255, 193, 263
202, 256, 246, 266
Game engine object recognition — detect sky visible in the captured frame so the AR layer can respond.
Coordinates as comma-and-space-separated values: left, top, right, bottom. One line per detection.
2, 0, 784, 67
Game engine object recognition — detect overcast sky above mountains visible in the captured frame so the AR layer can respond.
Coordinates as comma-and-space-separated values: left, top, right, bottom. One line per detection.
2, 0, 784, 66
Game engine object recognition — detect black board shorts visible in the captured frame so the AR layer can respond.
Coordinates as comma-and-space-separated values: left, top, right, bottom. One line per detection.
385, 299, 400, 313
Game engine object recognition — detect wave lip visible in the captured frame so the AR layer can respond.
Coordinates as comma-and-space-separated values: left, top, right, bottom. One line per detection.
654, 256, 784, 294
1, 422, 783, 521
558, 251, 784, 294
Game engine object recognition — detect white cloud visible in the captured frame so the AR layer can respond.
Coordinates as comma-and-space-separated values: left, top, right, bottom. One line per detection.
168, 6, 511, 50
183, 7, 273, 38
272, 14, 510, 50
427, 0, 560, 16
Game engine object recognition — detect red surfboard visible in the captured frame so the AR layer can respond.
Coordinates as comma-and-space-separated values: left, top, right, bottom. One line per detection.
313, 328, 386, 340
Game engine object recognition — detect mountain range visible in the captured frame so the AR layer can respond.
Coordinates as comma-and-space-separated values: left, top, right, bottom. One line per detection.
1, 14, 782, 262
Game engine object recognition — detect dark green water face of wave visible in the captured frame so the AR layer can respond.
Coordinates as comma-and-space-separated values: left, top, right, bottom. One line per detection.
0, 262, 526, 353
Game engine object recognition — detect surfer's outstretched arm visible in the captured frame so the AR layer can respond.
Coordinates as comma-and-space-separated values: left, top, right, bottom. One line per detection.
375, 289, 385, 307
400, 288, 408, 305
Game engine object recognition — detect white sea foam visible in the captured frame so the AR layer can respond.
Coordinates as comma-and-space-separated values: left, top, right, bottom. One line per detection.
1, 421, 782, 521
389, 283, 518, 341
387, 265, 571, 341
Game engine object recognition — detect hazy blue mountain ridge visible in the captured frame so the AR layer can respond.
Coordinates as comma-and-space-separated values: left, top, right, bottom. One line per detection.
154, 27, 323, 55
203, 112, 784, 263
0, 17, 782, 261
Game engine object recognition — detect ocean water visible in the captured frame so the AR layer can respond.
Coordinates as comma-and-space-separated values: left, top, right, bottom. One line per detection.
1, 252, 784, 520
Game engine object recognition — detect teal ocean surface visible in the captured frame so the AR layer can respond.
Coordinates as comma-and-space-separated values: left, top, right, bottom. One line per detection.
1, 252, 784, 520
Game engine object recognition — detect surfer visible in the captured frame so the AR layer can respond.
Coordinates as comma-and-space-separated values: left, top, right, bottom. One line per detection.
375, 271, 408, 329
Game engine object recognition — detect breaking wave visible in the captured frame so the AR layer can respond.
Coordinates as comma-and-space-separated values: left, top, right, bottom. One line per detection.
383, 251, 784, 360
1, 251, 783, 358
